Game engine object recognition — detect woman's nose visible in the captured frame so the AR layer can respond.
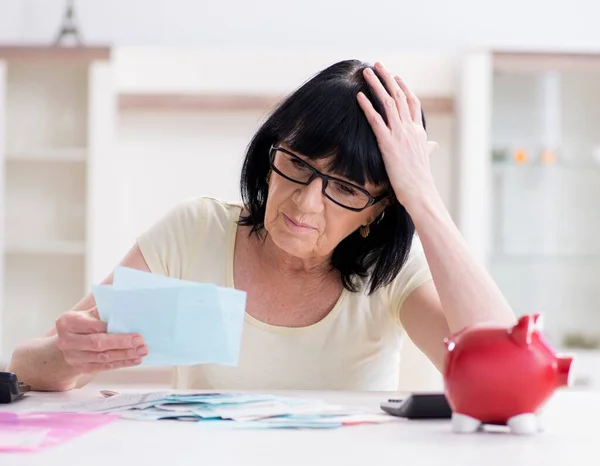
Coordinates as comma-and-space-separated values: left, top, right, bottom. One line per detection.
294, 177, 325, 212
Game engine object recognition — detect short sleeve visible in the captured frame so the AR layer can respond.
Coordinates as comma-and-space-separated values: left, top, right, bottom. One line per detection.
136, 197, 206, 280
385, 235, 433, 323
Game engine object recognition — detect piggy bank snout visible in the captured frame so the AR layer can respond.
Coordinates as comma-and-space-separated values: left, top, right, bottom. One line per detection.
556, 355, 575, 388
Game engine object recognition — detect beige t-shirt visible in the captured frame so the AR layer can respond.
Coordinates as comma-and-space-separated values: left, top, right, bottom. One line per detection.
136, 196, 433, 391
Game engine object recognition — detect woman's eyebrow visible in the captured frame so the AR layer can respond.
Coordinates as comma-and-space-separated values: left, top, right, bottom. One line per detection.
290, 150, 369, 188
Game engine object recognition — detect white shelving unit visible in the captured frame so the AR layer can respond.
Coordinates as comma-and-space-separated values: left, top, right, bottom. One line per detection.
458, 50, 600, 388
0, 46, 113, 358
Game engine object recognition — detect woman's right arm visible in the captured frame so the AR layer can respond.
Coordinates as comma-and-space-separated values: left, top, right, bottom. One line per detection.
6, 244, 151, 392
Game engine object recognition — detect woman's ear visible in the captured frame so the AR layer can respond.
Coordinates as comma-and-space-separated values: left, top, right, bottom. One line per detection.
369, 203, 387, 224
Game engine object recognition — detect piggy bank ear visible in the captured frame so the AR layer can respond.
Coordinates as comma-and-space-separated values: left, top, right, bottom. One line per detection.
509, 314, 542, 346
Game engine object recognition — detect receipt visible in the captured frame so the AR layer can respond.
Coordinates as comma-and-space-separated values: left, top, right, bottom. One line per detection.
43, 391, 171, 413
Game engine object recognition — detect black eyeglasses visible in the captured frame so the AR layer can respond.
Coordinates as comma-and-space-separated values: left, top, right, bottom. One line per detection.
269, 145, 389, 212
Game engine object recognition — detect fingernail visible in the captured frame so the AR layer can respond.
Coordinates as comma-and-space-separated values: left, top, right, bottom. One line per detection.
364, 67, 374, 76
132, 336, 143, 346
136, 346, 148, 356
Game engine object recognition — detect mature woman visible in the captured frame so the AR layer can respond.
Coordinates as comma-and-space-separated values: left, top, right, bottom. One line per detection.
8, 60, 515, 391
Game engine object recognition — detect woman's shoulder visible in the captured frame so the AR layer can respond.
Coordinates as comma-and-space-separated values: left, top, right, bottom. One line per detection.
200, 196, 243, 219
166, 195, 242, 228
136, 196, 242, 279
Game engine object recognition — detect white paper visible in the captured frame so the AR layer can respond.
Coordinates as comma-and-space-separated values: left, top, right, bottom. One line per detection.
93, 267, 247, 366
41, 390, 385, 429
210, 400, 349, 422
118, 408, 196, 421
45, 391, 171, 413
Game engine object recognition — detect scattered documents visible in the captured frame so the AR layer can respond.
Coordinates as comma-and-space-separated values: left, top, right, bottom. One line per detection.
44, 391, 398, 430
0, 412, 117, 453
46, 391, 172, 414
92, 267, 247, 366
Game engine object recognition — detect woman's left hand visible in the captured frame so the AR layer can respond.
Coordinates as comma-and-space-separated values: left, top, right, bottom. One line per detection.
357, 62, 439, 208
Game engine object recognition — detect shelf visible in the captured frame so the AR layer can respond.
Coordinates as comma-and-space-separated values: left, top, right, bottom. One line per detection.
492, 161, 600, 172
5, 59, 89, 151
5, 147, 87, 163
493, 51, 600, 73
4, 240, 86, 256
118, 92, 455, 114
4, 162, 86, 247
0, 42, 107, 358
0, 46, 110, 61
119, 93, 284, 112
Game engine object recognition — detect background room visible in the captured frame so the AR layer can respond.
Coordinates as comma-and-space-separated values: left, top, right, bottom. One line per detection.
1, 0, 600, 391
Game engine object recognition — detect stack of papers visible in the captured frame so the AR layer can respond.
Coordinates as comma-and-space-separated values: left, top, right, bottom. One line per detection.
92, 267, 247, 366
47, 391, 398, 429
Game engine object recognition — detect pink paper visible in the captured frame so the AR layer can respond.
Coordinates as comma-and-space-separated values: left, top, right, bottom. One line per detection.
0, 412, 118, 453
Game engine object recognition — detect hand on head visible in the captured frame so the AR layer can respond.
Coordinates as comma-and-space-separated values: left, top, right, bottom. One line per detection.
357, 61, 438, 208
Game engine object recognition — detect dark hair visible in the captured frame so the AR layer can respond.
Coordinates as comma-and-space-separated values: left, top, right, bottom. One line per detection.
239, 59, 426, 295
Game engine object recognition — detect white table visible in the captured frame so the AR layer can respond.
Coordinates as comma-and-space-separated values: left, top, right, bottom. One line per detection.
1, 387, 599, 466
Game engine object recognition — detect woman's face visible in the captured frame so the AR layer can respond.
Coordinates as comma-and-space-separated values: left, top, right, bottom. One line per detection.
263, 144, 388, 261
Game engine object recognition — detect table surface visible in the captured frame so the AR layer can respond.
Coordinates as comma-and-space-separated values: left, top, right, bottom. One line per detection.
1, 386, 598, 466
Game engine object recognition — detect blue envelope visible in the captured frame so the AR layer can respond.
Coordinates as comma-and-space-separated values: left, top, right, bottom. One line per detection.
92, 267, 246, 366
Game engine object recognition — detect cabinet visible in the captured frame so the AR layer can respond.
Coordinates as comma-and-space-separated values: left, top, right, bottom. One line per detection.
0, 46, 113, 357
458, 51, 600, 383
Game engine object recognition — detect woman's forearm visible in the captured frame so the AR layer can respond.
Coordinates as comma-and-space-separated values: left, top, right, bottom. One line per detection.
7, 336, 82, 391
405, 190, 516, 333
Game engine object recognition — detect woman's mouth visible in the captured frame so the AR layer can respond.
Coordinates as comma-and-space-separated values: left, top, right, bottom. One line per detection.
283, 214, 316, 233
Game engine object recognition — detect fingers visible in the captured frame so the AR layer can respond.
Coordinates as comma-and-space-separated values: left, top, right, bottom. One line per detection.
357, 92, 388, 141
60, 331, 145, 352
88, 306, 101, 321
361, 63, 424, 131
372, 62, 411, 123
362, 66, 402, 129
56, 310, 107, 335
54, 307, 148, 375
73, 358, 143, 375
63, 346, 148, 366
394, 75, 422, 125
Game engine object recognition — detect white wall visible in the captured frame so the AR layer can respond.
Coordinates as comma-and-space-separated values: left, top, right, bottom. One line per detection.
1, 0, 600, 52
115, 109, 260, 240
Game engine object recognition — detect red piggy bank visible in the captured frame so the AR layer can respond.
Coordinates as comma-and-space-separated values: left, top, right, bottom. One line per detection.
443, 313, 574, 434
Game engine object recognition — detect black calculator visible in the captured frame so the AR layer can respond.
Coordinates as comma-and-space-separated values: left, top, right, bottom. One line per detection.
380, 392, 453, 419
0, 371, 29, 403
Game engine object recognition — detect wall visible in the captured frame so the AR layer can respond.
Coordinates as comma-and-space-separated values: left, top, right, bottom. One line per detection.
1, 0, 600, 52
